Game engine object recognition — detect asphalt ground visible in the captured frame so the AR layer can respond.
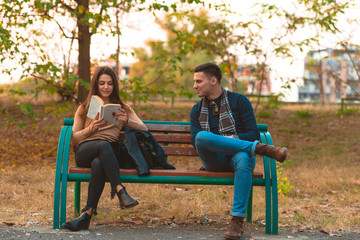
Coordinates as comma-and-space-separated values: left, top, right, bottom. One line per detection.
1, 223, 360, 240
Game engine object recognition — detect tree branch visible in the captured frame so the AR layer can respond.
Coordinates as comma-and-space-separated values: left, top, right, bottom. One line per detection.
31, 74, 78, 102
90, 1, 104, 37
142, 64, 172, 88
342, 43, 360, 81
59, 1, 76, 13
43, 13, 78, 39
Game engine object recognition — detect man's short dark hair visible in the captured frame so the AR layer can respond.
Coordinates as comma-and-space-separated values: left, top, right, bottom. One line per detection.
194, 63, 222, 83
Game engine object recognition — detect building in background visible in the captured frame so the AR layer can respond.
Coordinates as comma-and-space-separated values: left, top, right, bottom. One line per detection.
235, 64, 271, 96
98, 58, 131, 80
74, 58, 131, 80
298, 47, 360, 103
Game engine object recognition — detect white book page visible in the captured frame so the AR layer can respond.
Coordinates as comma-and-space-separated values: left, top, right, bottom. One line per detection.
101, 104, 121, 125
87, 96, 103, 119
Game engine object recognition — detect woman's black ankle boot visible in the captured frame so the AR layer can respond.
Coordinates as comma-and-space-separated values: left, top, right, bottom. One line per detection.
62, 212, 92, 231
117, 187, 139, 209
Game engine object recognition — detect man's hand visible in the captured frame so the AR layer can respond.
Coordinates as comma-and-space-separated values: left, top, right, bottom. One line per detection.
224, 135, 234, 138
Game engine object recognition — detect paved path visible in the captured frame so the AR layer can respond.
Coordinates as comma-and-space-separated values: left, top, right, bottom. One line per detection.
1, 224, 359, 240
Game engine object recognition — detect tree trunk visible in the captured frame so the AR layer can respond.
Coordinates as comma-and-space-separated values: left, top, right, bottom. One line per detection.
329, 72, 336, 103
320, 60, 327, 104
254, 63, 265, 113
340, 60, 348, 99
76, 0, 91, 103
115, 8, 120, 77
227, 61, 237, 93
231, 77, 238, 93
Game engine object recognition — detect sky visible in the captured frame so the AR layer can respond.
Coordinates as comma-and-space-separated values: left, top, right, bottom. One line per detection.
1, 0, 360, 101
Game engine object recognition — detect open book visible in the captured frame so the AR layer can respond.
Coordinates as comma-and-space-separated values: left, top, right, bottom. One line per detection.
87, 95, 121, 125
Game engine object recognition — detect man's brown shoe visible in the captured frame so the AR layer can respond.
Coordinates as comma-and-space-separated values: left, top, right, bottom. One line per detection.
255, 143, 287, 163
224, 216, 244, 240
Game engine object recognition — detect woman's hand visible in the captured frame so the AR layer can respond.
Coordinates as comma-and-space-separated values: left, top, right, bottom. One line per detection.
121, 103, 134, 115
117, 103, 147, 131
115, 108, 129, 126
89, 112, 106, 131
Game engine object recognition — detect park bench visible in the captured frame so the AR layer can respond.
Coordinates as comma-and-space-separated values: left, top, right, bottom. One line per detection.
53, 119, 279, 234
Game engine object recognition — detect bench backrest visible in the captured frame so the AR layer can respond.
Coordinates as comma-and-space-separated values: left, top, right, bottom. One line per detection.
63, 119, 268, 157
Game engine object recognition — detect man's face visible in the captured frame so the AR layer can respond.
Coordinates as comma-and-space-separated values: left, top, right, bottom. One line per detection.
193, 72, 213, 98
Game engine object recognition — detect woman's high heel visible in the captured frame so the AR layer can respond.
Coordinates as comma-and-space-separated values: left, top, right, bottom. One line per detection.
62, 212, 92, 231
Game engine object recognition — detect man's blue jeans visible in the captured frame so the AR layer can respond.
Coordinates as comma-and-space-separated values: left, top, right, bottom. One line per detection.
195, 131, 258, 218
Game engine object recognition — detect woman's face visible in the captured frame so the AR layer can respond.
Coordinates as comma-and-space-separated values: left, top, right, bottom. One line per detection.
97, 74, 114, 100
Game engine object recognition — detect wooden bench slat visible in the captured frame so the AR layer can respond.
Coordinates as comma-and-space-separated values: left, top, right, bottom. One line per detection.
163, 146, 198, 156
118, 134, 192, 144
146, 124, 191, 133
69, 167, 263, 178
153, 134, 192, 143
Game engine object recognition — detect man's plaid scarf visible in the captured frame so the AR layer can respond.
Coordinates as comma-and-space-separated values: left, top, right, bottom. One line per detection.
198, 88, 237, 137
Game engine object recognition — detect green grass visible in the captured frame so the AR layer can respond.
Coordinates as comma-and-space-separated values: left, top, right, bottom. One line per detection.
258, 110, 273, 118
294, 213, 306, 223
329, 145, 346, 155
295, 110, 312, 118
305, 130, 316, 136
322, 215, 337, 226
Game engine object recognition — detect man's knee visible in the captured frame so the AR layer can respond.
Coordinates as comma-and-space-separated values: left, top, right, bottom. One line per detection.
231, 152, 252, 170
195, 131, 213, 148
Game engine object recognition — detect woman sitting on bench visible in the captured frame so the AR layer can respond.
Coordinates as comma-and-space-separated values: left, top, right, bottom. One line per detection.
63, 66, 147, 231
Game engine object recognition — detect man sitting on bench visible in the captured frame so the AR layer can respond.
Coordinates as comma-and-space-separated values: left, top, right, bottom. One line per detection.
189, 63, 287, 240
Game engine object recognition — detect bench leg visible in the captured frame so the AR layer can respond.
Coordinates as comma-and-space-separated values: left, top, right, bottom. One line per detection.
272, 193, 279, 234
271, 163, 279, 234
53, 177, 61, 229
265, 172, 272, 234
74, 181, 81, 216
59, 126, 72, 229
60, 181, 68, 229
246, 186, 253, 223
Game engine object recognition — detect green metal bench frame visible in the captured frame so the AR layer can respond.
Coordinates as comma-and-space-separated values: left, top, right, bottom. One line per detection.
53, 119, 279, 234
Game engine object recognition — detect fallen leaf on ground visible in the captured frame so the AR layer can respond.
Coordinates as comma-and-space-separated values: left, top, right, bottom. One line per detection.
319, 229, 329, 234
174, 187, 189, 191
2, 222, 15, 226
279, 223, 290, 227
330, 233, 341, 237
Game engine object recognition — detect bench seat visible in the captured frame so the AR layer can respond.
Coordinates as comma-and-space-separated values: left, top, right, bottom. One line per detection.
68, 168, 264, 185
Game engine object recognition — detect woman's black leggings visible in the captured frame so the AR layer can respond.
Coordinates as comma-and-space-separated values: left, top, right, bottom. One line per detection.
75, 140, 122, 214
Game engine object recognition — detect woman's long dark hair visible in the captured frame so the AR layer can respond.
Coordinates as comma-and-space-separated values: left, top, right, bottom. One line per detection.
83, 66, 124, 111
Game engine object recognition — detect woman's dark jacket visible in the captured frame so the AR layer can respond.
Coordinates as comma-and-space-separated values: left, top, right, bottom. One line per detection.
120, 128, 175, 176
